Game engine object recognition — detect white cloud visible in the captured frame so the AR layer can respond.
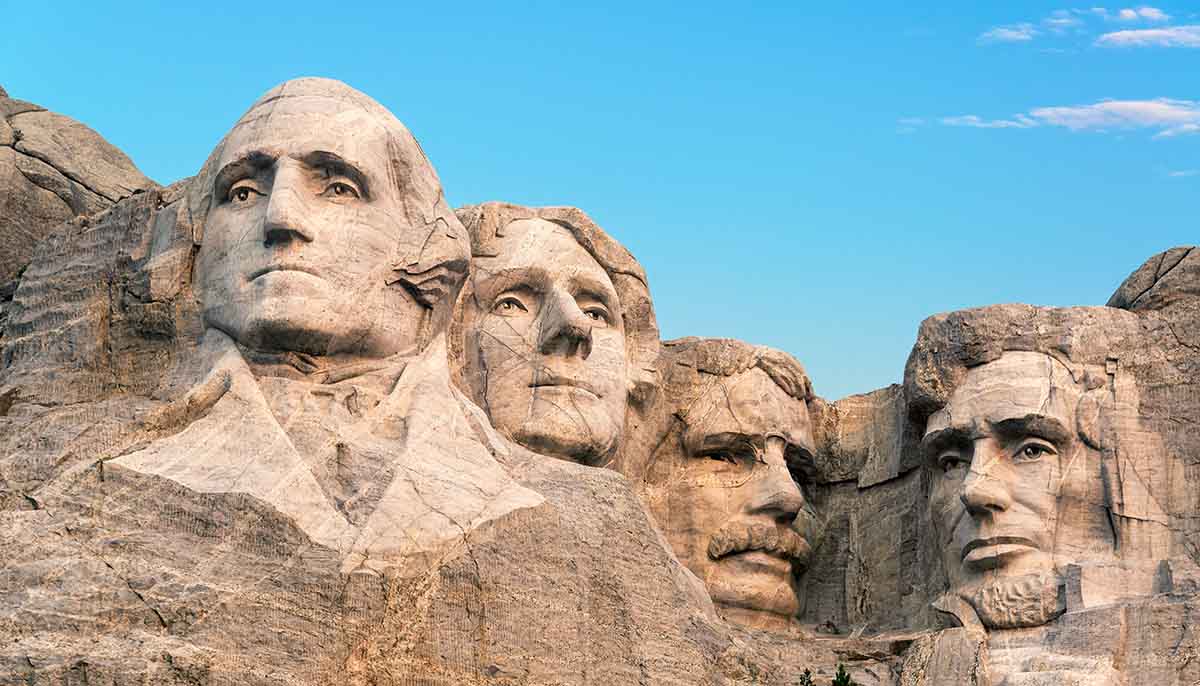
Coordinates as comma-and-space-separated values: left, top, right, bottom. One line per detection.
1167, 169, 1198, 177
1030, 98, 1200, 132
1155, 123, 1200, 138
1044, 9, 1084, 32
941, 114, 1038, 129
1096, 24, 1200, 46
1095, 6, 1171, 21
978, 23, 1038, 43
1137, 6, 1170, 21
938, 99, 1200, 138
981, 6, 1173, 45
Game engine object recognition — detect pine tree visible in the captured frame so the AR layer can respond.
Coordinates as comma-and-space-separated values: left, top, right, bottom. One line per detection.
832, 664, 855, 686
797, 668, 814, 686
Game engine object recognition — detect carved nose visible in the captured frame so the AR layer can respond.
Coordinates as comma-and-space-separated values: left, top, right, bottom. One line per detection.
537, 291, 593, 358
263, 183, 314, 246
746, 438, 805, 521
959, 442, 1012, 515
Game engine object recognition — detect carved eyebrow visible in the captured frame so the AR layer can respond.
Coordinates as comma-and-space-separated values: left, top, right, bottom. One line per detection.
214, 150, 275, 200
570, 272, 620, 311
298, 150, 371, 199
696, 431, 758, 455
475, 266, 550, 295
920, 426, 972, 456
990, 415, 1073, 446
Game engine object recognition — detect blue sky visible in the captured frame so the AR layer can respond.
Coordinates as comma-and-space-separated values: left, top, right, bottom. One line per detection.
3, 2, 1196, 399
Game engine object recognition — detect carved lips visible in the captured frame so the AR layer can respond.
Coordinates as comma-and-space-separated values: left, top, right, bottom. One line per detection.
529, 373, 604, 399
249, 263, 325, 281
961, 535, 1039, 567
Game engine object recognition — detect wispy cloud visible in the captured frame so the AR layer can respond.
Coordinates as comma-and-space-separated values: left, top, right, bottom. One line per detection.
1031, 99, 1200, 134
1088, 6, 1172, 22
1044, 11, 1085, 33
1167, 169, 1198, 177
1157, 123, 1200, 138
1115, 6, 1171, 21
978, 23, 1038, 43
941, 114, 1038, 129
979, 6, 1173, 46
936, 99, 1200, 138
1096, 24, 1200, 46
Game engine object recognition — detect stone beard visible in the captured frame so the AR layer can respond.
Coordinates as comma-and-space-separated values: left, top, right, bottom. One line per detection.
638, 339, 819, 631
924, 351, 1110, 630
460, 217, 630, 466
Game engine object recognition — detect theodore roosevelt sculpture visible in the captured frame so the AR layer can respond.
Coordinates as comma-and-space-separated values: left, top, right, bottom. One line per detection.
628, 337, 821, 631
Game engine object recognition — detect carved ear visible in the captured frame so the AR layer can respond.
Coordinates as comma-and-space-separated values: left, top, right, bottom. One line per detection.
389, 258, 469, 308
389, 214, 471, 309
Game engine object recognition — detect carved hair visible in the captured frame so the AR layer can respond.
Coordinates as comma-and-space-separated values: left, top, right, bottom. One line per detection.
180, 78, 469, 329
453, 202, 661, 401
660, 336, 813, 405
621, 336, 814, 485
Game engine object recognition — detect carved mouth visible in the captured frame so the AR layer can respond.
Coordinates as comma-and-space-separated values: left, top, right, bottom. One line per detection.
530, 375, 602, 398
249, 263, 324, 281
961, 536, 1039, 565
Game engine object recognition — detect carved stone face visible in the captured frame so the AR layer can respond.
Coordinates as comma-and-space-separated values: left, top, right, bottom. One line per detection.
195, 93, 425, 358
925, 351, 1091, 627
651, 366, 816, 629
464, 218, 629, 464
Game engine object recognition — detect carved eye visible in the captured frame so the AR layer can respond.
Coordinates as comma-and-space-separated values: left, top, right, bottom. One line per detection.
1014, 441, 1056, 463
322, 181, 361, 199
229, 181, 262, 204
583, 307, 610, 324
493, 296, 528, 315
705, 452, 740, 466
938, 452, 968, 475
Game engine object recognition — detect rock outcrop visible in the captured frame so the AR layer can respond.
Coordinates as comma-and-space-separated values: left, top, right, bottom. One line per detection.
0, 85, 155, 340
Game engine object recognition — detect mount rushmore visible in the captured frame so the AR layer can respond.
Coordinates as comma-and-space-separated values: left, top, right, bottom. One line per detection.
1, 78, 1198, 685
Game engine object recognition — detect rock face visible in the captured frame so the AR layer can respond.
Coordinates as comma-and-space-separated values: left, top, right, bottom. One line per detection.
0, 76, 1196, 685
0, 85, 155, 342
0, 79, 902, 685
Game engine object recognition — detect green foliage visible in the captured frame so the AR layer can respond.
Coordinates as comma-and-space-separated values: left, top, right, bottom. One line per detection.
832, 664, 855, 686
795, 665, 855, 686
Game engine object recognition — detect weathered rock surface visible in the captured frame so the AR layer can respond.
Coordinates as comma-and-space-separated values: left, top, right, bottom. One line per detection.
1, 74, 1197, 685
0, 79, 903, 685
0, 85, 155, 305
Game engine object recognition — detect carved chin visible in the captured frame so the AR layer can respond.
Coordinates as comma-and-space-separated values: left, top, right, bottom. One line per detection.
706, 568, 804, 623
966, 570, 1065, 629
492, 392, 622, 465
511, 419, 618, 466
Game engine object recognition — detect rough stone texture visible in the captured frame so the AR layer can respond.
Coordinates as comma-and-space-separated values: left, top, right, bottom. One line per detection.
0, 79, 902, 685
0, 87, 155, 295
